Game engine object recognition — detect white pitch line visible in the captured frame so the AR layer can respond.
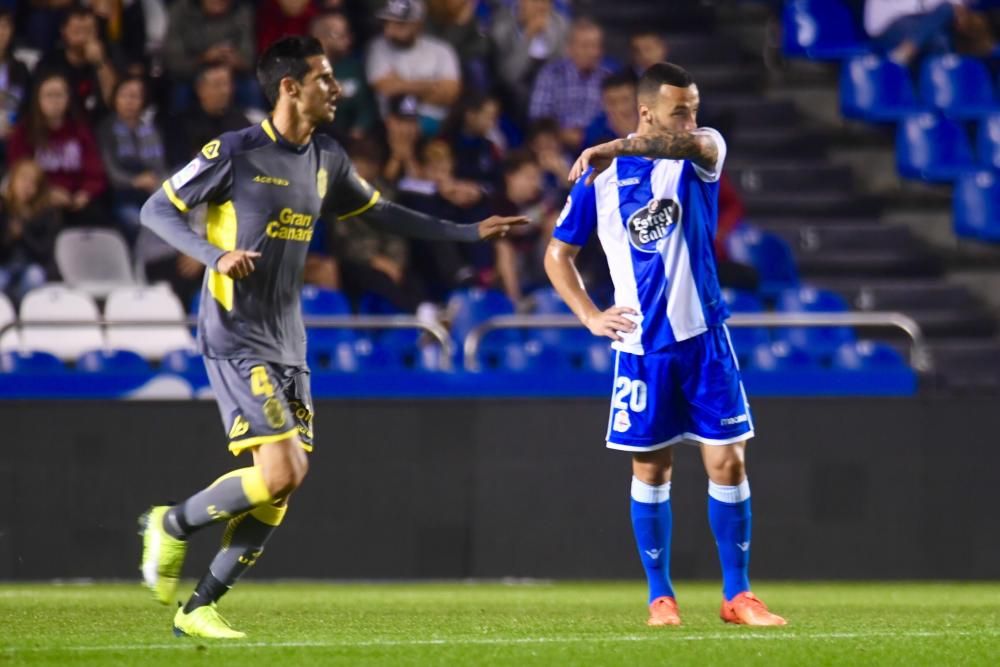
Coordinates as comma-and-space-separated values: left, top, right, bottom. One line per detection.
4, 629, 996, 653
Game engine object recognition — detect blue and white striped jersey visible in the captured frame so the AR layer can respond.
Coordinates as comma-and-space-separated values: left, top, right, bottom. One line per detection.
552, 128, 730, 355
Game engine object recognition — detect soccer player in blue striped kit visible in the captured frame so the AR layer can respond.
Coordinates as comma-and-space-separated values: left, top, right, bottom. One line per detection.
545, 63, 786, 627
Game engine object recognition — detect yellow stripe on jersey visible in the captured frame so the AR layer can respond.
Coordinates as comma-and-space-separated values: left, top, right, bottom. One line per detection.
162, 181, 189, 213
261, 118, 277, 142
339, 189, 381, 219
206, 201, 238, 311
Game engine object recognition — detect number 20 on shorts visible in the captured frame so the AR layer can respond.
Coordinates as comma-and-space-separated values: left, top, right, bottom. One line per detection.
613, 377, 647, 412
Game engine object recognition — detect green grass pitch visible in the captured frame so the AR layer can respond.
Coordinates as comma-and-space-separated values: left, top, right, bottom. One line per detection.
2, 581, 998, 665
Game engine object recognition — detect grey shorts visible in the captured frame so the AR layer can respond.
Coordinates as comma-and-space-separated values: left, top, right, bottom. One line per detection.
203, 357, 314, 456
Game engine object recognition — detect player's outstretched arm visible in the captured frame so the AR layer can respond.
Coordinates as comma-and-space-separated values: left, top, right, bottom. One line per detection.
569, 131, 719, 185
543, 238, 637, 342
140, 190, 260, 279
361, 198, 528, 242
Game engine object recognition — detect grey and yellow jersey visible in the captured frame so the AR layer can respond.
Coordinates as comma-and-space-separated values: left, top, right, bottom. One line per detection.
154, 118, 378, 366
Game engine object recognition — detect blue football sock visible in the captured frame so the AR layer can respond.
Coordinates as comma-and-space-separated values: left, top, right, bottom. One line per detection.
708, 478, 752, 601
630, 476, 675, 603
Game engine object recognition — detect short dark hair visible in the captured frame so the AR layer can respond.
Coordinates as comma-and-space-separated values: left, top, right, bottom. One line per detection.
601, 70, 637, 93
502, 148, 539, 176
257, 36, 325, 107
196, 60, 231, 85
62, 6, 94, 27
526, 117, 560, 142
637, 62, 693, 99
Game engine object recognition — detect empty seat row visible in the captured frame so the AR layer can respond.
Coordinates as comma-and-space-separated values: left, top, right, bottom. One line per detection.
895, 112, 1000, 182
843, 55, 1000, 122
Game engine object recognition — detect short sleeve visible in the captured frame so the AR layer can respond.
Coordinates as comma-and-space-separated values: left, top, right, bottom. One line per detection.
327, 156, 382, 219
161, 138, 234, 212
551, 170, 598, 246
691, 127, 727, 183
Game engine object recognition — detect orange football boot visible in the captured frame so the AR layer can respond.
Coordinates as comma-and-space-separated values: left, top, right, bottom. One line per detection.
647, 596, 682, 626
720, 592, 787, 626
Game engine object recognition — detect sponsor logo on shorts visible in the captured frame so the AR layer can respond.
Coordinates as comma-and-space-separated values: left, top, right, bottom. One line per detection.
229, 415, 250, 439
263, 397, 287, 429
720, 414, 748, 426
612, 409, 631, 433
626, 198, 681, 252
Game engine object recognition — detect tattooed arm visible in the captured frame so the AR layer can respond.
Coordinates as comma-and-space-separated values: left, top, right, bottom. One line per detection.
568, 129, 724, 185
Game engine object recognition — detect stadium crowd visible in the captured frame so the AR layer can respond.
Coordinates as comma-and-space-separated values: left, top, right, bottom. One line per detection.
0, 0, 762, 317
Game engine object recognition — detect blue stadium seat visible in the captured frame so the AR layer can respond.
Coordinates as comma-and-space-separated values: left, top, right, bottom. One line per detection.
447, 288, 517, 357
782, 0, 868, 60
301, 285, 355, 353
776, 286, 856, 354
77, 349, 151, 374
160, 348, 209, 386
953, 170, 1000, 241
724, 226, 799, 296
0, 350, 65, 373
497, 340, 569, 373
976, 113, 1000, 170
749, 341, 818, 371
896, 113, 975, 182
529, 286, 591, 349
720, 289, 769, 360
357, 292, 403, 315
580, 342, 613, 374
841, 55, 925, 122
307, 341, 359, 373
832, 341, 907, 370
920, 55, 999, 119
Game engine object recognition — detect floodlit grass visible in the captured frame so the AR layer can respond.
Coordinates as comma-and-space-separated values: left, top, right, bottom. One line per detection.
2, 581, 998, 665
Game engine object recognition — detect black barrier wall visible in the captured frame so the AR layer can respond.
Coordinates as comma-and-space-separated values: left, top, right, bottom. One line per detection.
0, 398, 996, 580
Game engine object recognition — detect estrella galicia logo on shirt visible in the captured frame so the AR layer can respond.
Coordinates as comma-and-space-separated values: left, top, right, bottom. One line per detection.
626, 198, 682, 253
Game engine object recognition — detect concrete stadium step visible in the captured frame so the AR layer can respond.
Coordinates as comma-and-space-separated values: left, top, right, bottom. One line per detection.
686, 64, 764, 94
729, 163, 855, 194
929, 339, 1000, 392
742, 190, 881, 217
728, 127, 829, 160
810, 279, 986, 312
793, 248, 943, 279
709, 98, 801, 128
765, 224, 922, 254
749, 216, 885, 228
666, 33, 751, 65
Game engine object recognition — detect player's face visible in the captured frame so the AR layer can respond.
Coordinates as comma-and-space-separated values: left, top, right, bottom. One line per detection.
295, 55, 341, 125
643, 83, 699, 134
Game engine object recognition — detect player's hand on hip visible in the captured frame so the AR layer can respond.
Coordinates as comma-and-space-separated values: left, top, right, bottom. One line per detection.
584, 306, 638, 342
216, 250, 262, 279
477, 215, 530, 241
568, 139, 622, 185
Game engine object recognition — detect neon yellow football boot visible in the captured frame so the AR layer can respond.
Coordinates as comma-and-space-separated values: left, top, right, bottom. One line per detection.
139, 505, 187, 605
173, 603, 247, 639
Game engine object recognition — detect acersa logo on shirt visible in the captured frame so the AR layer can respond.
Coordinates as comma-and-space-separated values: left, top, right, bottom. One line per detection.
626, 198, 681, 253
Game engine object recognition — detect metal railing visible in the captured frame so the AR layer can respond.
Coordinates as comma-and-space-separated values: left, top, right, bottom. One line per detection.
0, 316, 456, 371
462, 312, 931, 373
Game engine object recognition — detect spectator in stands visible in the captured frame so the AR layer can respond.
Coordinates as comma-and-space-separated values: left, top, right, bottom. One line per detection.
166, 62, 250, 167
98, 77, 167, 243
88, 0, 149, 69
0, 11, 31, 151
36, 7, 118, 120
366, 0, 461, 135
629, 30, 668, 77
528, 17, 612, 151
163, 0, 257, 111
865, 0, 978, 64
311, 10, 377, 142
396, 139, 480, 298
258, 0, 318, 55
444, 91, 504, 196
0, 159, 60, 302
23, 0, 75, 53
583, 72, 639, 147
489, 0, 569, 118
426, 0, 491, 91
525, 117, 571, 197
381, 94, 423, 188
492, 149, 549, 305
7, 72, 108, 227
330, 139, 426, 312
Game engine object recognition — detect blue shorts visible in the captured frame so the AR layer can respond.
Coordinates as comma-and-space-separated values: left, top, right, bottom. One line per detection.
605, 326, 754, 451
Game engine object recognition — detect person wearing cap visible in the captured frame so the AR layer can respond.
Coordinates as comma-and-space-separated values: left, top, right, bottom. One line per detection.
366, 0, 461, 136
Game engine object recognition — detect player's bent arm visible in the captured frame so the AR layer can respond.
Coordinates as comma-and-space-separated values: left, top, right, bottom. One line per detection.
140, 189, 227, 269
544, 238, 601, 325
614, 131, 718, 171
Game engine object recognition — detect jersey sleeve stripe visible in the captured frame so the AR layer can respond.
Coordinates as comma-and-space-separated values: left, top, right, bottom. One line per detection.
338, 189, 381, 219
162, 181, 189, 213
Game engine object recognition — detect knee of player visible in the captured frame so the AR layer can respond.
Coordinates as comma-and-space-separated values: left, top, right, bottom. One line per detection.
706, 455, 745, 485
263, 449, 308, 497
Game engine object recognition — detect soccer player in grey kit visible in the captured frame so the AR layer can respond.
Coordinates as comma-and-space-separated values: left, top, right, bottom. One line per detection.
138, 36, 525, 638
